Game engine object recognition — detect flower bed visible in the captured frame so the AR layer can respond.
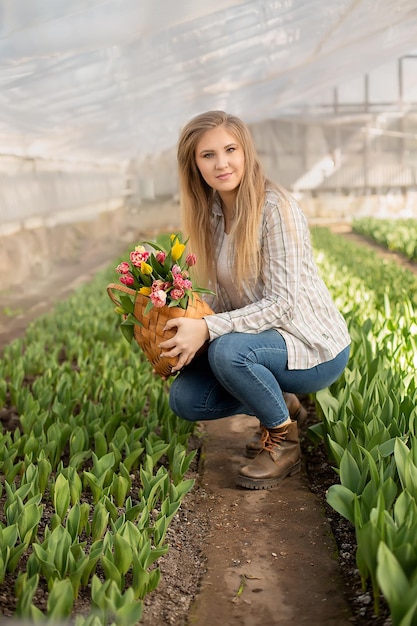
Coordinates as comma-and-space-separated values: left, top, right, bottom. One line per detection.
352, 216, 417, 262
310, 227, 417, 624
0, 251, 198, 624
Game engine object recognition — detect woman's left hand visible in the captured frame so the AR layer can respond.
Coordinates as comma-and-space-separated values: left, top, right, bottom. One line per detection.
159, 317, 209, 373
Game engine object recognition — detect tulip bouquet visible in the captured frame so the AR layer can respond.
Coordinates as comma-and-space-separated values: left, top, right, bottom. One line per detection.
107, 233, 214, 375
115, 233, 209, 313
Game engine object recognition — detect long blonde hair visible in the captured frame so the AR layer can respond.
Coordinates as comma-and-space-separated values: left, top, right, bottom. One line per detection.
177, 110, 266, 289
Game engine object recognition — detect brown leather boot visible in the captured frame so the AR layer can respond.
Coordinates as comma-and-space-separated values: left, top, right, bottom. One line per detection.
237, 420, 301, 490
245, 393, 307, 459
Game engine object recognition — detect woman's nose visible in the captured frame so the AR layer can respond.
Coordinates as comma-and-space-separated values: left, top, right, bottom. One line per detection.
215, 156, 228, 169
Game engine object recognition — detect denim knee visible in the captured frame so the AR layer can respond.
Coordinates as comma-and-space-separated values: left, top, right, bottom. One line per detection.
169, 392, 198, 422
207, 334, 239, 376
169, 377, 198, 422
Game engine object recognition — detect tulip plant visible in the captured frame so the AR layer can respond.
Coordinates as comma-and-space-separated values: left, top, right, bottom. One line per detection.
310, 226, 417, 624
352, 216, 417, 262
2, 225, 417, 624
0, 247, 198, 623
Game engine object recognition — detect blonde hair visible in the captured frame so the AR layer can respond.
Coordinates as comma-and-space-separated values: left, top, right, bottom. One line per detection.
177, 110, 267, 289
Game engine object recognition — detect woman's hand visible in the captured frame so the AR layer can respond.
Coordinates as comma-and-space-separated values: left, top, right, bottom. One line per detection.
159, 317, 209, 373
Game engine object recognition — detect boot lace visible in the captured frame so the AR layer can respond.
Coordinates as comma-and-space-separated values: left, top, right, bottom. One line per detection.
258, 425, 289, 453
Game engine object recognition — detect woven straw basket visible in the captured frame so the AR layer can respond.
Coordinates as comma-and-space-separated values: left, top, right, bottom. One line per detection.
107, 283, 214, 377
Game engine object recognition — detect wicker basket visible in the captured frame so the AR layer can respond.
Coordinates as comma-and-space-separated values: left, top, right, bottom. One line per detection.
107, 283, 214, 377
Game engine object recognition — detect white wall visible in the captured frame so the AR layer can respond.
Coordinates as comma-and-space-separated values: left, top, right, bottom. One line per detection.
0, 156, 126, 235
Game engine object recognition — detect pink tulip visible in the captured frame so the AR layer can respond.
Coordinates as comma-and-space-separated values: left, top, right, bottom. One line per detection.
156, 251, 166, 264
115, 262, 130, 274
173, 275, 186, 288
170, 288, 185, 301
152, 279, 164, 292
120, 274, 135, 286
130, 249, 150, 267
150, 290, 167, 308
186, 253, 197, 267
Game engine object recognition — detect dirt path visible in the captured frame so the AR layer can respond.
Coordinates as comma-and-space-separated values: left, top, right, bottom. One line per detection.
188, 417, 352, 625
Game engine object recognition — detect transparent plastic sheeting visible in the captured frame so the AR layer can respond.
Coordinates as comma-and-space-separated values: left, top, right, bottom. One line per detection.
1, 0, 417, 163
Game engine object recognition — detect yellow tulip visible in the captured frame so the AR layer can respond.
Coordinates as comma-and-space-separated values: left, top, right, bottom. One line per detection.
139, 286, 152, 296
140, 262, 153, 275
171, 242, 185, 261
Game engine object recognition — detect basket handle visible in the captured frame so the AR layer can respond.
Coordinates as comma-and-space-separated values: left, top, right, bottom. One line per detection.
107, 282, 137, 306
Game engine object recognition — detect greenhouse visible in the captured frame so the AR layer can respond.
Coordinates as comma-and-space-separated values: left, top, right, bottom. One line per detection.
1, 2, 417, 625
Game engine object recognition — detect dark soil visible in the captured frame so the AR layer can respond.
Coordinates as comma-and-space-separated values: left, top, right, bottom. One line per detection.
301, 413, 392, 626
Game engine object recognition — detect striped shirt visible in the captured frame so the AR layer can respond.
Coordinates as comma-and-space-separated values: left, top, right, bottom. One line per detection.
203, 188, 351, 370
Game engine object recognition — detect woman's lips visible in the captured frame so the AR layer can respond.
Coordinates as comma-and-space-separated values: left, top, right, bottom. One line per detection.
216, 172, 232, 180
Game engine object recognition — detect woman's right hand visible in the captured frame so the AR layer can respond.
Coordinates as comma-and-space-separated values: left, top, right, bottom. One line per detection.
159, 317, 209, 373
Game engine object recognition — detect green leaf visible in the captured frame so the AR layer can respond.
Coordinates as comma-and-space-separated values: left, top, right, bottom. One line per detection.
53, 474, 71, 521
128, 314, 143, 327
172, 478, 195, 500
113, 534, 133, 575
47, 579, 74, 619
378, 437, 398, 457
91, 502, 109, 542
15, 572, 42, 618
120, 323, 134, 344
153, 515, 168, 546
339, 450, 363, 492
112, 475, 130, 508
326, 484, 356, 524
144, 299, 154, 315
101, 553, 122, 587
315, 388, 341, 420
114, 599, 143, 626
377, 542, 417, 626
119, 295, 135, 314
66, 504, 81, 542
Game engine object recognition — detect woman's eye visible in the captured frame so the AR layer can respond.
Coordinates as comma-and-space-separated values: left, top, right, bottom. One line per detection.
227, 147, 236, 153
203, 153, 213, 158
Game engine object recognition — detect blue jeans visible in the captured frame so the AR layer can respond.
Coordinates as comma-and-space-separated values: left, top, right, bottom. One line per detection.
169, 330, 350, 428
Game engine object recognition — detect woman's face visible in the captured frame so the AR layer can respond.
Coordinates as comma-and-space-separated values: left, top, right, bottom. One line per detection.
194, 125, 245, 198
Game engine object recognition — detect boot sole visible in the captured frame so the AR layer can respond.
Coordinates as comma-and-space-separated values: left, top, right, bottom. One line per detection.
236, 461, 301, 490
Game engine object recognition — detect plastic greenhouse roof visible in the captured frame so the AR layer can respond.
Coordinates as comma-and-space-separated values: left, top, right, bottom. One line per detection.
1, 0, 417, 163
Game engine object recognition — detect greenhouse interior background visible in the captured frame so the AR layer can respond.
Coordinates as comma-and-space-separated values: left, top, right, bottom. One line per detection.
2, 4, 417, 625
1, 1, 417, 290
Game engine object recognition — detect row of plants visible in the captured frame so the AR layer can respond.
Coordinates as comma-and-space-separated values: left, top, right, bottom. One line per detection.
2, 224, 415, 624
0, 250, 198, 624
310, 227, 417, 626
352, 216, 417, 262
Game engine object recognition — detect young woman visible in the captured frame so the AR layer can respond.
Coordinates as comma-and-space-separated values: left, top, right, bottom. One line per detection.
159, 110, 350, 490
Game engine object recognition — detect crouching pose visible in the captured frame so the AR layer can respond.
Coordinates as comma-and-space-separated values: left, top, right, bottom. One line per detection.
159, 110, 350, 489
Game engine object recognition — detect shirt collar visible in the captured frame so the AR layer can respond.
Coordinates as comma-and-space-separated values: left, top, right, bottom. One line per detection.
212, 192, 223, 217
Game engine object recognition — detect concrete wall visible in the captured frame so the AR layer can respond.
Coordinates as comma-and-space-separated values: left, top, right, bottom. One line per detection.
0, 156, 128, 290
0, 156, 126, 233
299, 189, 417, 221
0, 196, 181, 292
0, 152, 182, 291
